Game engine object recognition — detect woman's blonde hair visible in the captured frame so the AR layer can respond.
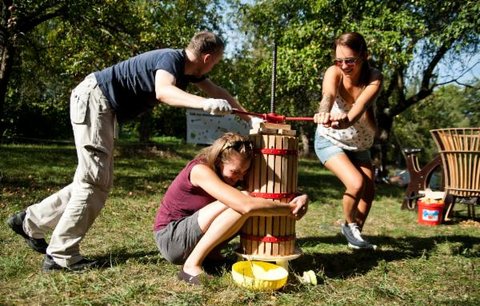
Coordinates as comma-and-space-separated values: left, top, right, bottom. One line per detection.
195, 132, 254, 171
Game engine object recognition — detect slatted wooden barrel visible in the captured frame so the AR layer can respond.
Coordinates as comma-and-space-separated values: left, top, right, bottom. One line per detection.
238, 123, 300, 260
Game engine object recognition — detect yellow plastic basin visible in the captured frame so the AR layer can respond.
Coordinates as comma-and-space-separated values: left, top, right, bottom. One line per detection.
231, 261, 288, 291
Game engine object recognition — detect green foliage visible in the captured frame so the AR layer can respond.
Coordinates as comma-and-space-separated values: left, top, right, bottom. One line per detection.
1, 0, 479, 151
393, 83, 480, 164
3, 0, 224, 140
233, 0, 425, 105
230, 0, 479, 162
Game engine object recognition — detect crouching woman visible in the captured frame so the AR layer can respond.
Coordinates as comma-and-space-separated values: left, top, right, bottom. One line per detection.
153, 132, 308, 285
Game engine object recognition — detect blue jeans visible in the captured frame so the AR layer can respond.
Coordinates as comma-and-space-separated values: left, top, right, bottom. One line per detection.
314, 134, 371, 165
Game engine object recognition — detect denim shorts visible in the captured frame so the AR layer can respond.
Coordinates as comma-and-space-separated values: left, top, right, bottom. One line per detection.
154, 210, 203, 265
314, 134, 371, 164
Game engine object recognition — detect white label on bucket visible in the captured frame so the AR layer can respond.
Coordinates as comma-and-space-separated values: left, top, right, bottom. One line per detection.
422, 209, 439, 221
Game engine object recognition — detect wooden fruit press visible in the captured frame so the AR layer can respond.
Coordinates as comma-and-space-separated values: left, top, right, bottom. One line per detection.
233, 43, 313, 268
236, 120, 302, 268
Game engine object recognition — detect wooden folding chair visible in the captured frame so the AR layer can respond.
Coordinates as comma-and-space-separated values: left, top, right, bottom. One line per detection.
431, 128, 480, 220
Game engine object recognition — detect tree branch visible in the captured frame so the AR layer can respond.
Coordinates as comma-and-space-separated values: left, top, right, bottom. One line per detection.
436, 60, 480, 88
421, 44, 449, 90
16, 5, 67, 33
390, 39, 456, 117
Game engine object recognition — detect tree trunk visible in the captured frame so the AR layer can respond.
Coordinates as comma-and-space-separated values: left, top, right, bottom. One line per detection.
138, 112, 153, 143
375, 109, 394, 178
0, 34, 14, 138
0, 0, 68, 139
0, 0, 15, 138
298, 125, 310, 157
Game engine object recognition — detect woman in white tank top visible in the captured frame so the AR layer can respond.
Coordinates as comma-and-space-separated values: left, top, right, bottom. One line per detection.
313, 32, 383, 250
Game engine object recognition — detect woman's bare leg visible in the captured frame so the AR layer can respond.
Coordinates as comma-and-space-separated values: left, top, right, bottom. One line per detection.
324, 153, 365, 223
182, 203, 248, 276
354, 162, 375, 230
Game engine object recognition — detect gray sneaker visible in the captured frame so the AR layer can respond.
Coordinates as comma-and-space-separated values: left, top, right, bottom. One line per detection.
43, 255, 104, 272
7, 211, 48, 254
341, 223, 376, 250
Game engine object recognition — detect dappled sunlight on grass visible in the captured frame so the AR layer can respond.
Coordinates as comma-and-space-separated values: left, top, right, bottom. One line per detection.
1, 142, 479, 305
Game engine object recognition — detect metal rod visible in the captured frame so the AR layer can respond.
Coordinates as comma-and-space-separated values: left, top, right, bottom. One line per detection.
271, 41, 277, 114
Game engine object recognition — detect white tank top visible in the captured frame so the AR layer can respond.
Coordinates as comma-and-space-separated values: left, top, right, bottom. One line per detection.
316, 94, 375, 151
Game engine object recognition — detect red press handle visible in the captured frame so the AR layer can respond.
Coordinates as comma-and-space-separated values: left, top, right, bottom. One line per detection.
232, 109, 313, 123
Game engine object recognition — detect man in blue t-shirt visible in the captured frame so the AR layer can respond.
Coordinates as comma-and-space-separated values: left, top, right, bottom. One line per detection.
7, 31, 252, 272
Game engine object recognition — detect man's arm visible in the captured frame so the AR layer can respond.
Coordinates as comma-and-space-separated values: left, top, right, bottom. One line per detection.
195, 79, 251, 121
155, 70, 206, 108
155, 70, 231, 115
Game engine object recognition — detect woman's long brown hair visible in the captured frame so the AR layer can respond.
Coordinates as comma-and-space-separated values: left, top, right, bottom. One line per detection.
334, 32, 371, 87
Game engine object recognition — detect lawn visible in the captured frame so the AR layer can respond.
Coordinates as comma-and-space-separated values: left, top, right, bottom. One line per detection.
1, 141, 479, 305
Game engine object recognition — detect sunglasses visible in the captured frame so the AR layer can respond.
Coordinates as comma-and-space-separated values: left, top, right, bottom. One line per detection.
334, 57, 359, 66
221, 140, 254, 154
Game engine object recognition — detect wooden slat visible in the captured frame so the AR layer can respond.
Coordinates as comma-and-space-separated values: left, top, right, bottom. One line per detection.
285, 215, 291, 254
261, 135, 269, 194
245, 217, 252, 254
254, 135, 262, 192
292, 138, 298, 192
252, 216, 259, 254
258, 216, 265, 254
282, 136, 289, 202
258, 122, 292, 130
265, 213, 273, 256
279, 216, 285, 255
279, 129, 297, 136
274, 135, 282, 199
250, 127, 297, 136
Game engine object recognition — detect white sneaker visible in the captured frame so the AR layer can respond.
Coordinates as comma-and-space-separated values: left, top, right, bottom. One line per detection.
341, 223, 377, 250
349, 223, 365, 242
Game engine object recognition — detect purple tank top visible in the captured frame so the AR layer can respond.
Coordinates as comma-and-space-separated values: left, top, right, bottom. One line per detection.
153, 159, 215, 231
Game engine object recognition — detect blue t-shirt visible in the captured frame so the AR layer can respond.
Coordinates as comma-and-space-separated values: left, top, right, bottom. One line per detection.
94, 49, 206, 122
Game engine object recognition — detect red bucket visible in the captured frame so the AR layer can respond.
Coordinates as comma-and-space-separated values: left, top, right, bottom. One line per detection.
417, 200, 444, 225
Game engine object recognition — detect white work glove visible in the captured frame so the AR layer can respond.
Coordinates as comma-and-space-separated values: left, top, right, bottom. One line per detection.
250, 116, 264, 128
202, 98, 232, 115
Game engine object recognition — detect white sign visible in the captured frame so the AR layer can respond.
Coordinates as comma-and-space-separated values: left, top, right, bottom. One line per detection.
186, 109, 250, 145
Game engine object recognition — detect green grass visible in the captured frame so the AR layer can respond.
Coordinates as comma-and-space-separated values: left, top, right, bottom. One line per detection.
1, 142, 479, 305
